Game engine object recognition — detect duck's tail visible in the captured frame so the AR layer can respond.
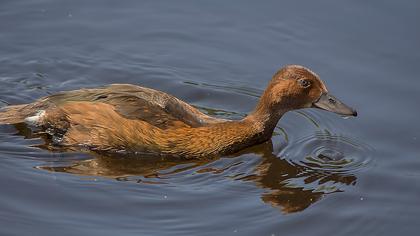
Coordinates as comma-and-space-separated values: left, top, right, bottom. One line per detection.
0, 104, 32, 124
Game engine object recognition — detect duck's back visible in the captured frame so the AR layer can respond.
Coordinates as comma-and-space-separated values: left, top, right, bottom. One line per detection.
0, 84, 224, 130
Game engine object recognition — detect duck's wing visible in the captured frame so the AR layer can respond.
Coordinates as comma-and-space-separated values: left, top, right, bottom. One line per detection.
0, 84, 225, 129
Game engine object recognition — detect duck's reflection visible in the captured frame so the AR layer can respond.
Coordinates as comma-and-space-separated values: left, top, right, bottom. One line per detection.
35, 137, 356, 214
234, 141, 356, 213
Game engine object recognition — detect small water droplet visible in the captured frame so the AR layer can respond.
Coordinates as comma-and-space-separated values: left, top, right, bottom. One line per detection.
233, 229, 238, 233
360, 197, 364, 201
68, 13, 73, 18
163, 195, 167, 199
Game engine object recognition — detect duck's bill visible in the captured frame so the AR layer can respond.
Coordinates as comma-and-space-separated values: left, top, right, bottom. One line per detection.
312, 93, 357, 117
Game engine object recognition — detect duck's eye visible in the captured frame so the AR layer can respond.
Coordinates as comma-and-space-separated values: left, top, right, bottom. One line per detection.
298, 79, 311, 88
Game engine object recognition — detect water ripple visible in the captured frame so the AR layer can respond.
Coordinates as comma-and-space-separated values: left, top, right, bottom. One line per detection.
279, 132, 374, 175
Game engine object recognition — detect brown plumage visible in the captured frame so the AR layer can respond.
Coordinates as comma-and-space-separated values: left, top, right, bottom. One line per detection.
0, 65, 357, 158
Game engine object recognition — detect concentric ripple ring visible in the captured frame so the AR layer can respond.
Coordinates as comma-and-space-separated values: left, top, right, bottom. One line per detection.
278, 133, 374, 174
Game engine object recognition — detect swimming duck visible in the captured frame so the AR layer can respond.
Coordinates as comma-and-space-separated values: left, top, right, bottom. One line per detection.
0, 65, 356, 158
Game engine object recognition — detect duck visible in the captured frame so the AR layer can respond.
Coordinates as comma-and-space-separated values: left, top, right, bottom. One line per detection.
0, 65, 356, 158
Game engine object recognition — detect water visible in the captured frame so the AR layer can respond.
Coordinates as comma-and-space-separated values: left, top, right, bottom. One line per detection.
0, 0, 419, 235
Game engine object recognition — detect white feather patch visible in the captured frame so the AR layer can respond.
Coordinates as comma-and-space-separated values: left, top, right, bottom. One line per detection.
24, 110, 46, 126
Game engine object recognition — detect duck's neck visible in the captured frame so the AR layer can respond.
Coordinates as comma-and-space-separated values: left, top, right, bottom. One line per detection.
242, 96, 287, 141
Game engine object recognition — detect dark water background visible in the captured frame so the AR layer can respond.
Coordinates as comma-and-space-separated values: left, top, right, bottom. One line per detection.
1, 0, 419, 235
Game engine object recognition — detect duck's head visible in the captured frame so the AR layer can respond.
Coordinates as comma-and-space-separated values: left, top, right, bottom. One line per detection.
258, 65, 357, 117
